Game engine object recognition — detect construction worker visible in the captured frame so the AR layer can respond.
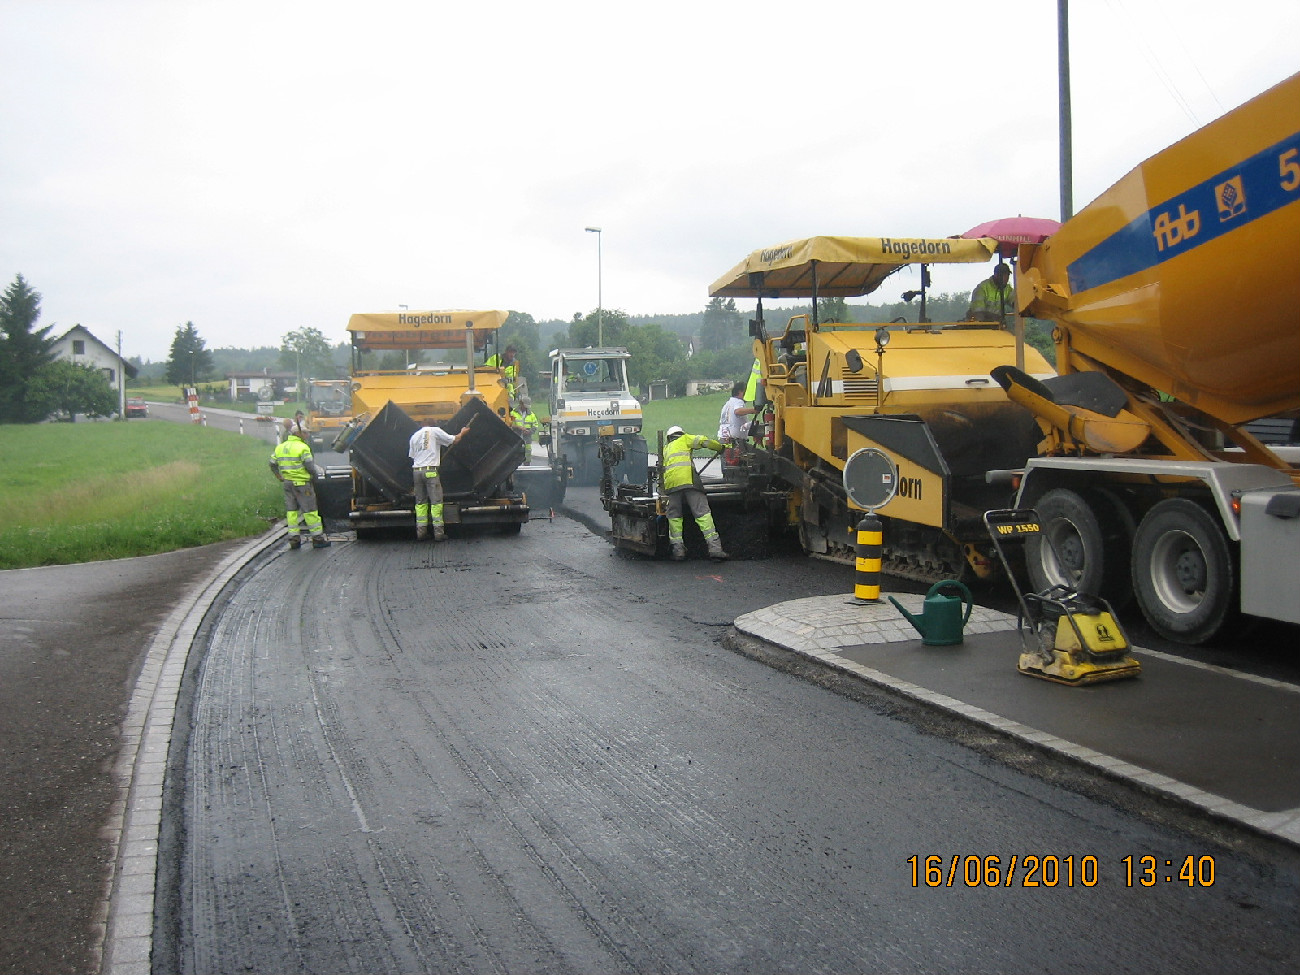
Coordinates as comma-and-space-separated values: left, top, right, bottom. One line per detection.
743, 356, 762, 402
717, 380, 755, 466
511, 395, 542, 444
965, 262, 1014, 324
661, 425, 728, 562
408, 417, 473, 541
280, 410, 308, 443
269, 422, 331, 549
485, 344, 519, 398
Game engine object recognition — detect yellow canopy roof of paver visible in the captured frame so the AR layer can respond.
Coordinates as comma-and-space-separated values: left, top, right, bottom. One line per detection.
708, 235, 999, 298
346, 310, 509, 351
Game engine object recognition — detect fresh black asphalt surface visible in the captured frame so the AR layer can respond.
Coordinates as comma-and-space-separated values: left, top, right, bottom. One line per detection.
6, 406, 1300, 974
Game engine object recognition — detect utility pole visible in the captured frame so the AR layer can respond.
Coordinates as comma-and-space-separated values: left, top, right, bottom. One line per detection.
1058, 0, 1074, 221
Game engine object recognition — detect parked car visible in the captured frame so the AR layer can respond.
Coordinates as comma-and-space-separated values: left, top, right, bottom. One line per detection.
125, 396, 148, 418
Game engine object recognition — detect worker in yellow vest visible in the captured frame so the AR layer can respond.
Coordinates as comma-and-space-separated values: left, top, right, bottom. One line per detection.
485, 345, 519, 398
965, 262, 1014, 324
661, 425, 727, 561
269, 423, 330, 549
511, 395, 542, 444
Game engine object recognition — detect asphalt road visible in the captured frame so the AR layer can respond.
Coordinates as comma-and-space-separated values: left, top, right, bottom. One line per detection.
161, 502, 1300, 974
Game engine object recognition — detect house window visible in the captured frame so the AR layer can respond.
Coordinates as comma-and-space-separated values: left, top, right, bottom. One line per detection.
72, 339, 86, 355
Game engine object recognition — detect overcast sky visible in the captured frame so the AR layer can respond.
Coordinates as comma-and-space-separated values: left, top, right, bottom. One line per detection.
3, 0, 1297, 362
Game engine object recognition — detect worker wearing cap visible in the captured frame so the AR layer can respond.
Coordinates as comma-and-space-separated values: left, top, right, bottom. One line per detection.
269, 422, 330, 549
511, 395, 542, 444
485, 345, 519, 398
965, 262, 1015, 324
661, 425, 728, 561
409, 417, 473, 541
280, 410, 308, 443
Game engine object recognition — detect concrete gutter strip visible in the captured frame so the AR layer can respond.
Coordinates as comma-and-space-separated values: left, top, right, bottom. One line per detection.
99, 528, 281, 975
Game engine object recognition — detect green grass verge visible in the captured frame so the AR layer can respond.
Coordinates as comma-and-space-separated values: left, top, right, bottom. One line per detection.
0, 391, 728, 570
0, 422, 285, 569
642, 392, 727, 447
133, 383, 309, 419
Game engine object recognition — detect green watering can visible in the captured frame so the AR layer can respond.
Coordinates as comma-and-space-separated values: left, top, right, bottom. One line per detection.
889, 580, 973, 646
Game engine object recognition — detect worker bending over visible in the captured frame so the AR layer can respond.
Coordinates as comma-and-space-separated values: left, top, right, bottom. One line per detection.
661, 424, 728, 562
408, 417, 472, 541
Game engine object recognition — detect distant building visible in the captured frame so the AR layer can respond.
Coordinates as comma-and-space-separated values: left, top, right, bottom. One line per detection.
52, 325, 137, 386
226, 371, 297, 403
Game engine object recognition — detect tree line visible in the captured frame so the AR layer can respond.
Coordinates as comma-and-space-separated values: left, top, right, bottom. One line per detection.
5, 270, 1055, 423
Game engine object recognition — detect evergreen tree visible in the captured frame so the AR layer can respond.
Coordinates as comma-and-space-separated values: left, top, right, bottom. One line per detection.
166, 322, 214, 386
0, 274, 57, 423
700, 297, 742, 351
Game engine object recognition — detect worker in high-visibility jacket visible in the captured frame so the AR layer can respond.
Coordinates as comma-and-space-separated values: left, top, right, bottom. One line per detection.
743, 357, 762, 402
965, 262, 1014, 324
484, 345, 519, 398
511, 395, 542, 445
661, 425, 728, 561
269, 422, 330, 549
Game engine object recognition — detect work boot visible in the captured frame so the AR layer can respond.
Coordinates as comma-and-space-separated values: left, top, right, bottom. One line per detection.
433, 526, 446, 542
708, 545, 729, 562
288, 536, 301, 550
312, 536, 332, 549
670, 544, 686, 561
416, 525, 428, 541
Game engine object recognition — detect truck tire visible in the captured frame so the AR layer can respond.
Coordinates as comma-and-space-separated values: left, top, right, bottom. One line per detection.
1132, 498, 1236, 645
1025, 488, 1109, 598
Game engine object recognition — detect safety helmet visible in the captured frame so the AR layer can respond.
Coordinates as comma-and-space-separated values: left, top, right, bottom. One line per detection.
518, 395, 531, 408
665, 425, 684, 438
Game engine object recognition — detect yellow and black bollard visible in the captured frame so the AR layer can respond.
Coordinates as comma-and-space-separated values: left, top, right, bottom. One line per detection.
854, 512, 883, 602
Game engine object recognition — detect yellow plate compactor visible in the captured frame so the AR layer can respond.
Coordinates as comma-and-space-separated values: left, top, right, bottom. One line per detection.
984, 509, 1141, 685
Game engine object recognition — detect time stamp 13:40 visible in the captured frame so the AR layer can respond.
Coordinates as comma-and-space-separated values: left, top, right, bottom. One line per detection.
908, 855, 1216, 888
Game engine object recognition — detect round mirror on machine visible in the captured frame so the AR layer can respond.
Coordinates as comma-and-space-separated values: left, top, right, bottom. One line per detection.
843, 447, 898, 511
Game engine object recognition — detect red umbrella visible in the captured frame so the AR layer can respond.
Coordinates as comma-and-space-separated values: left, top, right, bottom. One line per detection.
962, 216, 1061, 258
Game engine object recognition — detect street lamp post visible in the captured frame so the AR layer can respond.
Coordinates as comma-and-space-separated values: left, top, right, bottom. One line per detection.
585, 226, 603, 346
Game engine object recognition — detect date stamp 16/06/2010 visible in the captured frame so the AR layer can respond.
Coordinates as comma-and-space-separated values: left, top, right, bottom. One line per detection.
907, 855, 1216, 889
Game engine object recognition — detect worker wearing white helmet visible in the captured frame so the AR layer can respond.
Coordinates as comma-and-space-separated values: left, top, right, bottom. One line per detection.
660, 425, 728, 561
511, 395, 542, 444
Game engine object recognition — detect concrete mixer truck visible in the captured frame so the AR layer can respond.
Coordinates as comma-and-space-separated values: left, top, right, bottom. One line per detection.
995, 71, 1300, 644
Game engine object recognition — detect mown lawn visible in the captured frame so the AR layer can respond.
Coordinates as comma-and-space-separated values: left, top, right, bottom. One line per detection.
642, 392, 728, 445
0, 391, 733, 569
0, 422, 284, 569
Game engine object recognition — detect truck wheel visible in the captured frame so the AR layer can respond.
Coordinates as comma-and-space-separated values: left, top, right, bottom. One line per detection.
1132, 498, 1236, 645
1026, 488, 1108, 598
